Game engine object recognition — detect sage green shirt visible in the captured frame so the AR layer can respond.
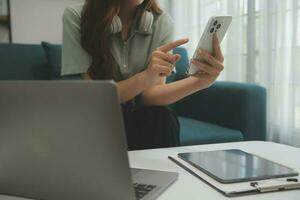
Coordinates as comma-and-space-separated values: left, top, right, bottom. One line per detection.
61, 4, 175, 81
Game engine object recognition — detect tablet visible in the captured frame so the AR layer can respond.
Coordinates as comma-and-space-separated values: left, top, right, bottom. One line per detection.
178, 149, 299, 184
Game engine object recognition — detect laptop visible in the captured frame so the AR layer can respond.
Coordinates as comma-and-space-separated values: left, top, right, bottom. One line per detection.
0, 81, 178, 200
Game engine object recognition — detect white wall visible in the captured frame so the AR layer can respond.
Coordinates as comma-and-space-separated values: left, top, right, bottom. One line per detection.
10, 0, 83, 44
0, 0, 8, 15
0, 0, 9, 43
0, 25, 9, 42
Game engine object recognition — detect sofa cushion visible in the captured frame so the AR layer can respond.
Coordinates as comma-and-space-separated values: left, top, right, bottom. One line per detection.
0, 43, 50, 80
179, 117, 244, 146
41, 42, 62, 80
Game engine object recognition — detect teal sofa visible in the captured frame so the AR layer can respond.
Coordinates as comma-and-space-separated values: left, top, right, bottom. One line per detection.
0, 43, 267, 146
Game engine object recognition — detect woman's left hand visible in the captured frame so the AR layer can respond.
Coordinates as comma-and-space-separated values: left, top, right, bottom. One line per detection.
190, 33, 224, 89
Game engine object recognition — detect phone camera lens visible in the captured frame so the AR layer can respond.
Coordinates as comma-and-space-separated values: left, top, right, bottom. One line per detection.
210, 28, 215, 33
214, 20, 218, 26
217, 24, 221, 29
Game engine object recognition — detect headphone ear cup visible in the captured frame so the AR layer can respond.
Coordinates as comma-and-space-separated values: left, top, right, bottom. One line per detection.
111, 16, 122, 34
139, 11, 154, 32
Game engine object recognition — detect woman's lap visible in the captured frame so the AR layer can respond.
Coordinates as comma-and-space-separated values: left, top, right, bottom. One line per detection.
122, 105, 180, 150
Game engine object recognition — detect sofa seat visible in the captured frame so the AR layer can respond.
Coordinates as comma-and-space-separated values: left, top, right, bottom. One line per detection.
179, 117, 244, 146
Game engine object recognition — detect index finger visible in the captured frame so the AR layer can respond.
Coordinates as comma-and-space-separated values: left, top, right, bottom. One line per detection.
158, 38, 189, 52
213, 33, 224, 62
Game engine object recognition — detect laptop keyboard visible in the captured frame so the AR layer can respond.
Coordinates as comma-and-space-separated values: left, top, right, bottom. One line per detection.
133, 183, 156, 200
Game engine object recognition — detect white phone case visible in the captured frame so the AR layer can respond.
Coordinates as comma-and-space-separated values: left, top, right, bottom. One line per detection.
187, 16, 232, 75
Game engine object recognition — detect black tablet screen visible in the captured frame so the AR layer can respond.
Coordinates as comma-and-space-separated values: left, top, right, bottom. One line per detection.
178, 149, 298, 183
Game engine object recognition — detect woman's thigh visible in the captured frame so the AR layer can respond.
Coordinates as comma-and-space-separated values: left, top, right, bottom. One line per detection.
122, 105, 180, 150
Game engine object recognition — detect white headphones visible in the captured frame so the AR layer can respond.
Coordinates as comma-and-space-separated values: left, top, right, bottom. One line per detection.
110, 11, 154, 34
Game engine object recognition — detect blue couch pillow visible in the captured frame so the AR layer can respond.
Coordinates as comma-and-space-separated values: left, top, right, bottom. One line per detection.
41, 42, 62, 80
41, 43, 189, 81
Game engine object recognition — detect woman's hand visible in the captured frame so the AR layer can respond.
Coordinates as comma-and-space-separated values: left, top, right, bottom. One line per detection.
140, 38, 189, 87
190, 33, 224, 89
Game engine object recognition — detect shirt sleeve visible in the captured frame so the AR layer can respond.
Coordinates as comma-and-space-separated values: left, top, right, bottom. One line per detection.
156, 13, 176, 73
158, 13, 175, 46
61, 6, 92, 76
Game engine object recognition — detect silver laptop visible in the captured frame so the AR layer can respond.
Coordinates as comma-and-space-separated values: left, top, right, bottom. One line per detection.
0, 81, 178, 200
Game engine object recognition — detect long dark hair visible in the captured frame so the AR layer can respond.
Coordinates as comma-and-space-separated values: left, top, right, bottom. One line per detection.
81, 0, 162, 80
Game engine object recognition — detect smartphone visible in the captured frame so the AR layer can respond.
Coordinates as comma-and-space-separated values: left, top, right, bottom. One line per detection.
187, 16, 232, 75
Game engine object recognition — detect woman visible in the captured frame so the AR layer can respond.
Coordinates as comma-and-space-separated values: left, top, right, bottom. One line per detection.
61, 0, 224, 150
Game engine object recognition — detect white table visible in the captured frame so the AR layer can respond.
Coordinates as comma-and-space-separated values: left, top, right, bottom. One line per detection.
1, 141, 300, 200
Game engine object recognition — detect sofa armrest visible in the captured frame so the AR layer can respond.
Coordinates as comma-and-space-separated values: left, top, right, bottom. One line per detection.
173, 81, 267, 141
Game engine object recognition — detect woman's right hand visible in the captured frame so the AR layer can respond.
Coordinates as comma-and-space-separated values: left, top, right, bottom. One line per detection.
140, 38, 189, 87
